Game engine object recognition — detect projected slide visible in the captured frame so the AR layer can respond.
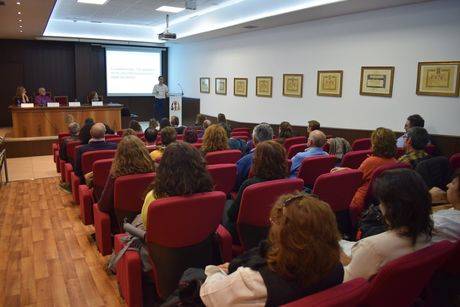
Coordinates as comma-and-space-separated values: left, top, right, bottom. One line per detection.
106, 48, 161, 96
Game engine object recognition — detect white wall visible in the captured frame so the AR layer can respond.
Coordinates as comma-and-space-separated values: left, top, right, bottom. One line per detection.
168, 0, 460, 136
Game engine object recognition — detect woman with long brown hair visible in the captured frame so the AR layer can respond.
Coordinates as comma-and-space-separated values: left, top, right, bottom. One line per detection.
13, 86, 29, 105
98, 135, 155, 232
277, 121, 293, 145
224, 140, 288, 240
201, 124, 229, 155
141, 142, 214, 227
200, 194, 344, 306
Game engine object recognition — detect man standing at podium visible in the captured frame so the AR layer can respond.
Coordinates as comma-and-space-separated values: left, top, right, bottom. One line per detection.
152, 76, 168, 120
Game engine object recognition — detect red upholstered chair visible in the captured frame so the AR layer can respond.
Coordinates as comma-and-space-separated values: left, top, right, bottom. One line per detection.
176, 134, 184, 141
282, 278, 368, 307
114, 191, 229, 306
191, 143, 202, 150
62, 140, 81, 183
70, 150, 116, 203
232, 127, 250, 134
283, 136, 307, 152
340, 150, 372, 169
396, 147, 405, 159
54, 95, 68, 106
207, 164, 237, 195
205, 149, 241, 165
440, 240, 460, 276
297, 155, 337, 188
449, 153, 460, 172
287, 143, 308, 159
79, 158, 113, 225
362, 240, 454, 307
312, 170, 363, 235
93, 172, 156, 255
231, 131, 250, 138
232, 135, 248, 142
107, 136, 123, 144
351, 138, 371, 151
235, 178, 304, 253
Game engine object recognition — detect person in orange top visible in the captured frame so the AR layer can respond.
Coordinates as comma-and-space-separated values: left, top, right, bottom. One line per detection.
332, 127, 397, 224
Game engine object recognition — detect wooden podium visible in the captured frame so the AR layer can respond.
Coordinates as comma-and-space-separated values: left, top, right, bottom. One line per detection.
9, 104, 123, 137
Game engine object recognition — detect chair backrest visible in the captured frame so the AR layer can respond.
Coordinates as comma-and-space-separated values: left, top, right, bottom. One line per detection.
282, 278, 368, 307
146, 191, 226, 299
441, 240, 460, 276
415, 156, 450, 189
297, 155, 337, 187
237, 178, 304, 250
312, 170, 363, 234
363, 240, 454, 307
58, 132, 70, 143
114, 172, 156, 228
364, 162, 412, 207
54, 95, 68, 106
176, 134, 184, 141
287, 143, 308, 159
231, 135, 248, 142
191, 143, 202, 150
205, 149, 241, 165
283, 136, 307, 152
231, 131, 250, 138
340, 150, 372, 169
450, 153, 460, 172
105, 136, 122, 143
352, 138, 371, 151
81, 150, 116, 175
207, 164, 237, 194
66, 140, 81, 163
232, 127, 250, 134
92, 158, 113, 201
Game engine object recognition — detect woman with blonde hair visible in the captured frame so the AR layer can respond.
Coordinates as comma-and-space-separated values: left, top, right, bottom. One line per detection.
200, 124, 229, 155
200, 193, 344, 306
13, 86, 29, 105
98, 135, 155, 233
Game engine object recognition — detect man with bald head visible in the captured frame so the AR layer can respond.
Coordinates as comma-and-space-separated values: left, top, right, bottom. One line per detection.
74, 122, 117, 182
290, 130, 329, 178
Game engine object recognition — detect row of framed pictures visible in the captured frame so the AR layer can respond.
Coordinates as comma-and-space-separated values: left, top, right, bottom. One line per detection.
199, 61, 460, 98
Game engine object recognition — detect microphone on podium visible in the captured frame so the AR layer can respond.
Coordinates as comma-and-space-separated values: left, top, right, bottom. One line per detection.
177, 83, 184, 96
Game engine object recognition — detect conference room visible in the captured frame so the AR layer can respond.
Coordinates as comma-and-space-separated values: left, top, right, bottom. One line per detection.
0, 0, 459, 306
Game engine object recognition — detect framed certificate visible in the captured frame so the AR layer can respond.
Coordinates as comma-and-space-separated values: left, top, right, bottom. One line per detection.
416, 61, 460, 97
200, 77, 210, 93
283, 74, 303, 98
360, 66, 395, 97
317, 70, 343, 97
256, 76, 273, 97
215, 78, 227, 95
234, 78, 248, 97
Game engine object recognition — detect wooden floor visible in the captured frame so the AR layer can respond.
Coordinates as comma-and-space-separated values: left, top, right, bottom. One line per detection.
0, 177, 125, 307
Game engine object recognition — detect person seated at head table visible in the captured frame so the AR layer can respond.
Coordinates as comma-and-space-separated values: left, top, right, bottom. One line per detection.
34, 87, 52, 106
13, 86, 29, 105
88, 91, 101, 103
200, 193, 344, 306
97, 135, 155, 234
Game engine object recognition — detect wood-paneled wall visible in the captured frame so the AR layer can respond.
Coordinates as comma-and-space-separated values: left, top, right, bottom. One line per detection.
0, 39, 168, 127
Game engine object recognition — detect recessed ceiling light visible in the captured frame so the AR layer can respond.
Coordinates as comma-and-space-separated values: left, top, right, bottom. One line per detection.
17, 1, 20, 4
19, 30, 23, 32
19, 25, 22, 28
77, 0, 109, 5
17, 11, 21, 14
18, 19, 22, 22
156, 6, 185, 13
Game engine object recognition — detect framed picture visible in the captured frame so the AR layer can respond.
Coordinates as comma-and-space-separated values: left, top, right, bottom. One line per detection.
416, 61, 460, 97
317, 70, 343, 97
283, 74, 303, 97
360, 66, 395, 97
215, 78, 227, 95
200, 77, 210, 93
234, 78, 248, 97
256, 76, 273, 97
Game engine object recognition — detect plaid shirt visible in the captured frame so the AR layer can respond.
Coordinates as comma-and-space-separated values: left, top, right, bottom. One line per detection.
398, 150, 429, 167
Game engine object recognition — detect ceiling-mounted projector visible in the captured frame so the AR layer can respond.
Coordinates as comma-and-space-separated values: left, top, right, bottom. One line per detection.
185, 0, 197, 10
158, 15, 177, 40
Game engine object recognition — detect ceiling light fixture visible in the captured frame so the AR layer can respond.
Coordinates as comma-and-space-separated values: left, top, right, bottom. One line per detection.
17, 11, 21, 14
77, 0, 109, 5
18, 19, 22, 22
17, 1, 20, 4
19, 25, 23, 28
156, 6, 185, 13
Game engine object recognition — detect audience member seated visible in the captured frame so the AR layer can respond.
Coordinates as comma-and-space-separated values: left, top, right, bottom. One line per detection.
13, 86, 29, 105
129, 120, 143, 132
223, 141, 288, 240
235, 123, 273, 189
98, 135, 155, 233
79, 118, 95, 145
290, 130, 328, 177
277, 121, 294, 145
200, 194, 344, 306
342, 169, 433, 282
74, 123, 117, 182
396, 114, 426, 148
398, 127, 431, 168
228, 135, 248, 155
327, 137, 351, 160
217, 113, 231, 136
171, 115, 185, 134
333, 127, 397, 221
183, 127, 198, 144
159, 117, 171, 130
121, 128, 137, 137
200, 124, 229, 155
195, 113, 206, 129
59, 122, 80, 161
198, 119, 212, 138
88, 90, 101, 103
431, 170, 460, 242
104, 123, 115, 135
307, 120, 321, 136
150, 126, 177, 160
149, 118, 159, 131
144, 127, 158, 146
34, 87, 52, 106
141, 142, 213, 227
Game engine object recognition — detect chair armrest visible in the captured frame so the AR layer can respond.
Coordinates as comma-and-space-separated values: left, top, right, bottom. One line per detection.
79, 185, 94, 225
216, 224, 233, 263
93, 203, 112, 256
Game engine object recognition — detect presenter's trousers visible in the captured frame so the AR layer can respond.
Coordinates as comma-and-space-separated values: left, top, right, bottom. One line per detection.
155, 98, 166, 120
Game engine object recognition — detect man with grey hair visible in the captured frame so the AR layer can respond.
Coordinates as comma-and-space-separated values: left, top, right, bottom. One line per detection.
74, 122, 117, 182
59, 122, 81, 162
234, 123, 274, 189
290, 130, 328, 178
